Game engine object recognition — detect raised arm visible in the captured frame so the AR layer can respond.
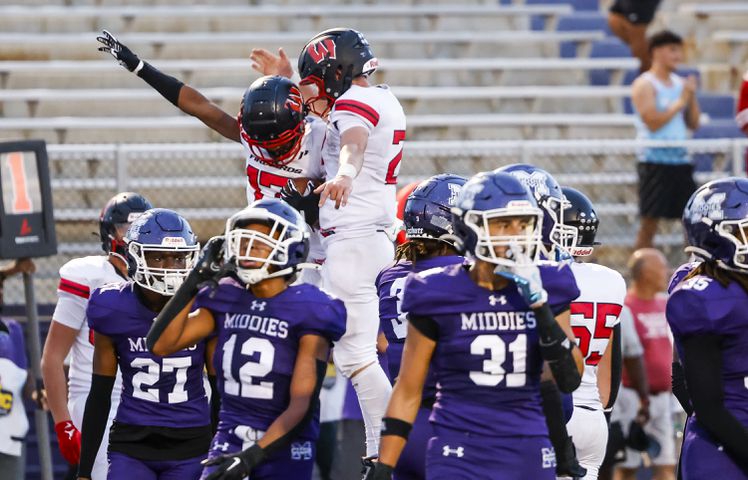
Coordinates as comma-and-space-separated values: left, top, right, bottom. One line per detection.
204, 334, 332, 479
314, 126, 369, 209
96, 30, 240, 142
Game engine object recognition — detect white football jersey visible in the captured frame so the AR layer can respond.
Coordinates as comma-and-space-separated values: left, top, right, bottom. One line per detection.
320, 84, 407, 237
52, 255, 125, 402
569, 261, 626, 410
240, 115, 327, 203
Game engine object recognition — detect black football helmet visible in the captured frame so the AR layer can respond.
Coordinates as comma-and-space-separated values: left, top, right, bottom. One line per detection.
298, 28, 378, 117
238, 75, 306, 167
99, 192, 152, 261
561, 186, 599, 257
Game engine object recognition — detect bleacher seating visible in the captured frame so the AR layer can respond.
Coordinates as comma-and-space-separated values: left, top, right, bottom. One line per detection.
557, 12, 611, 57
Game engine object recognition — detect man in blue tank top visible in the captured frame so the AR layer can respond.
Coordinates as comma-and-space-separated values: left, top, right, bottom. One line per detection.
630, 30, 701, 250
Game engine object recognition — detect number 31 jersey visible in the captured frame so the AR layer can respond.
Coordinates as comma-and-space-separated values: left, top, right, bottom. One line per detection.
321, 84, 407, 236
401, 263, 579, 438
194, 277, 346, 440
568, 262, 626, 410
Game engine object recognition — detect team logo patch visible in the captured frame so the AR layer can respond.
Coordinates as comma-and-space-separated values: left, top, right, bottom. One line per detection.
291, 441, 313, 460
510, 171, 550, 198
285, 86, 303, 114
488, 294, 507, 306
447, 183, 462, 206
687, 192, 726, 224
306, 38, 336, 64
251, 300, 266, 312
127, 211, 144, 222
442, 445, 465, 458
541, 447, 556, 469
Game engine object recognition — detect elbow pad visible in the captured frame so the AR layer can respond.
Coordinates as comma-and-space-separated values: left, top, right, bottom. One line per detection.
534, 304, 581, 393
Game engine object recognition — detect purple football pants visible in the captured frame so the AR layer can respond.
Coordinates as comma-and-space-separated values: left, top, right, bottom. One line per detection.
200, 427, 315, 480
393, 407, 433, 480
680, 417, 748, 479
108, 451, 203, 480
425, 426, 556, 480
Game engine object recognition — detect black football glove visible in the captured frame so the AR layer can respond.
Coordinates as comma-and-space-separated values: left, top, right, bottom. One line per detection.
96, 30, 141, 72
280, 179, 321, 228
555, 436, 588, 479
361, 456, 394, 480
192, 236, 236, 289
203, 444, 265, 480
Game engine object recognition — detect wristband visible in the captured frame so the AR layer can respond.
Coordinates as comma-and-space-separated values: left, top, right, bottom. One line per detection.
133, 60, 145, 75
337, 163, 358, 179
381, 417, 412, 440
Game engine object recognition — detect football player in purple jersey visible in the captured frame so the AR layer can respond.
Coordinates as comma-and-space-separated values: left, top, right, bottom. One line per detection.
146, 199, 346, 480
78, 209, 211, 480
375, 174, 466, 480
666, 177, 748, 479
365, 171, 583, 480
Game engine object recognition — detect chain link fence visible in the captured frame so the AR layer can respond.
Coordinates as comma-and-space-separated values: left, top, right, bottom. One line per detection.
2, 138, 746, 306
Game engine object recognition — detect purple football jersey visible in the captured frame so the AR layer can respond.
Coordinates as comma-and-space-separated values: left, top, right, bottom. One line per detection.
668, 261, 701, 294
401, 262, 579, 437
194, 277, 346, 440
87, 282, 210, 428
376, 255, 464, 386
667, 275, 748, 428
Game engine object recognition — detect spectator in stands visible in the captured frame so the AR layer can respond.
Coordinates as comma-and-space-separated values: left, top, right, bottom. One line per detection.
0, 258, 36, 480
615, 249, 676, 480
608, 0, 662, 72
631, 31, 700, 250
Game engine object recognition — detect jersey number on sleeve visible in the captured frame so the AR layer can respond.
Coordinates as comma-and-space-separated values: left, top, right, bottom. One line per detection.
246, 164, 291, 201
469, 334, 527, 387
223, 334, 275, 400
131, 357, 192, 404
385, 130, 406, 185
570, 302, 623, 366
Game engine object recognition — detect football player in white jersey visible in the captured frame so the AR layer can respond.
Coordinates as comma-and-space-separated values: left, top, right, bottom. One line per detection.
40, 192, 151, 479
559, 187, 626, 480
295, 28, 405, 457
96, 31, 327, 283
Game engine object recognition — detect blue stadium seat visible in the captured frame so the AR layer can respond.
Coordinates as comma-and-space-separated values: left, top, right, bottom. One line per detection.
526, 0, 599, 11
557, 13, 611, 57
698, 94, 735, 120
693, 119, 744, 172
589, 38, 632, 85
527, 0, 600, 28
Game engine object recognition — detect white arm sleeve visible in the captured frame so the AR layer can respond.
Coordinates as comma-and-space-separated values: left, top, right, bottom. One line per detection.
333, 111, 374, 135
52, 292, 88, 331
619, 306, 644, 358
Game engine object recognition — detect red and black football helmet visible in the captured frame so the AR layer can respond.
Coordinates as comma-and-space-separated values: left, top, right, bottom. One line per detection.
99, 191, 152, 261
238, 75, 306, 167
298, 28, 378, 117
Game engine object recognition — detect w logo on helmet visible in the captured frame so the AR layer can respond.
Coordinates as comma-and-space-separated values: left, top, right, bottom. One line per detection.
285, 86, 303, 114
307, 38, 337, 64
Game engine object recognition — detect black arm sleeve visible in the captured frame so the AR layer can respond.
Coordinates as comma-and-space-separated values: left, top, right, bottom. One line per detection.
605, 324, 622, 409
408, 315, 439, 341
78, 374, 115, 478
137, 62, 184, 107
682, 335, 748, 467
208, 374, 221, 434
146, 268, 202, 352
540, 380, 585, 478
671, 360, 693, 416
534, 304, 581, 393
